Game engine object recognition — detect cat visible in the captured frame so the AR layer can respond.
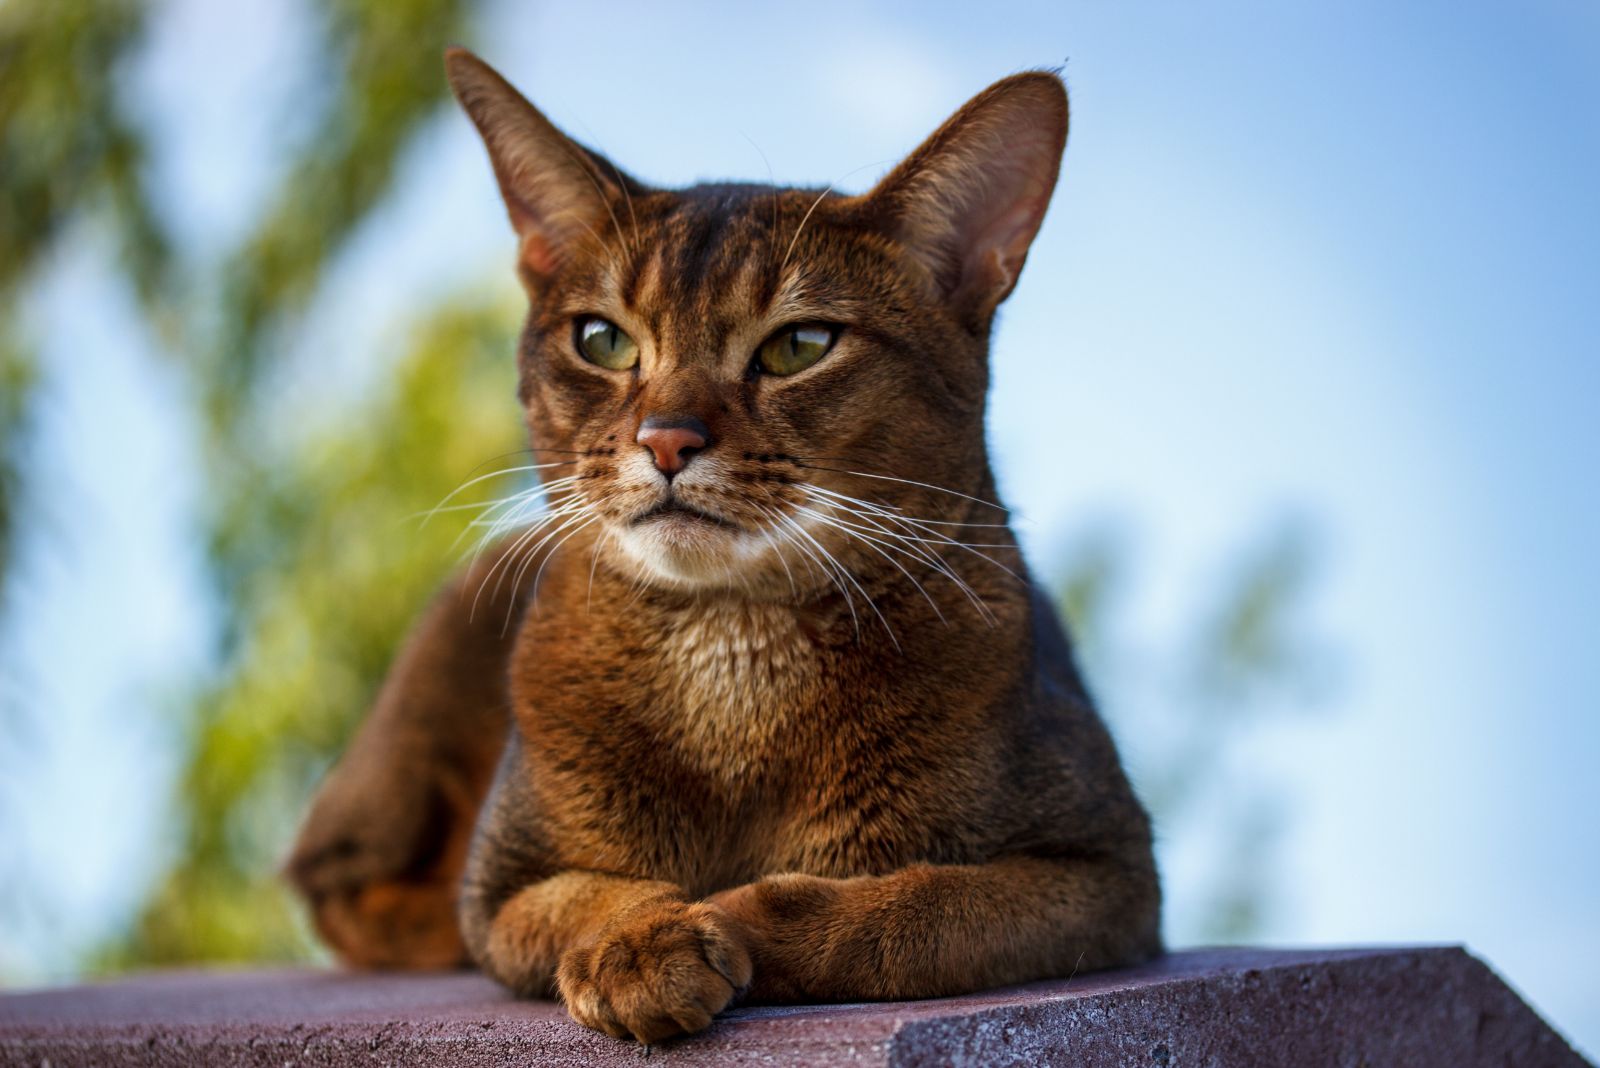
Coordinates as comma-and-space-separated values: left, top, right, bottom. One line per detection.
286, 47, 1161, 1045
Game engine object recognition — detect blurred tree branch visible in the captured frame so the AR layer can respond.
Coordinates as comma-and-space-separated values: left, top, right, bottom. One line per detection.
115, 0, 489, 965
205, 0, 469, 429
105, 299, 522, 966
3, 0, 504, 967
0, 0, 167, 960
0, 0, 166, 594
1056, 520, 1336, 941
0, 336, 36, 618
0, 0, 170, 306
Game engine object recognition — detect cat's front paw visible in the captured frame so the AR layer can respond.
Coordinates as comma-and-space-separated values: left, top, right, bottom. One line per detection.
556, 901, 752, 1044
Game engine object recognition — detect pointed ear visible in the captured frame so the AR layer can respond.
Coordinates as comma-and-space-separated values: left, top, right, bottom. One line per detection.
865, 71, 1068, 319
444, 48, 641, 279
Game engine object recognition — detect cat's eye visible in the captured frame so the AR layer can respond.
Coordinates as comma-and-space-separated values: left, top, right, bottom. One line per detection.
756, 325, 836, 376
576, 317, 639, 370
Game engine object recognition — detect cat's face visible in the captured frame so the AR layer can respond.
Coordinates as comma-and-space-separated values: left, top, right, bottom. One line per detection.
513, 185, 991, 592
447, 51, 1067, 595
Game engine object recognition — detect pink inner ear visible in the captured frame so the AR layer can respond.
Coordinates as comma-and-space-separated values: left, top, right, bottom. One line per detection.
518, 231, 559, 276
507, 195, 560, 276
965, 185, 1052, 295
936, 115, 1062, 304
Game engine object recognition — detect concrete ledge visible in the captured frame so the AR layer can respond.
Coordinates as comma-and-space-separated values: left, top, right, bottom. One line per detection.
0, 947, 1588, 1066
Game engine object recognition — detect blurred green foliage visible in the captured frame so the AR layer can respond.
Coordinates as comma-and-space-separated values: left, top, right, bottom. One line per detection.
108, 0, 508, 966
0, 0, 169, 306
205, 0, 471, 439
1, 0, 169, 957
2, 0, 515, 966
1057, 522, 1330, 941
1, 1, 1332, 971
105, 302, 524, 966
0, 0, 162, 598
0, 336, 35, 615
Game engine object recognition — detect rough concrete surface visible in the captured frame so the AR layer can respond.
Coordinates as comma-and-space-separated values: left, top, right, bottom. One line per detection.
0, 946, 1588, 1066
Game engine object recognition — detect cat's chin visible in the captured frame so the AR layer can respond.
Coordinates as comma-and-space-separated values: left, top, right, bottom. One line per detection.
609, 515, 773, 592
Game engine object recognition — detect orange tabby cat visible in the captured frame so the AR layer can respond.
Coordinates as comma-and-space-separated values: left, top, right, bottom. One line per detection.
287, 48, 1161, 1044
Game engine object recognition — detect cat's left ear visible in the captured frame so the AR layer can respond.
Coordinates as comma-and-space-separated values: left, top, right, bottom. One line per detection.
864, 71, 1068, 321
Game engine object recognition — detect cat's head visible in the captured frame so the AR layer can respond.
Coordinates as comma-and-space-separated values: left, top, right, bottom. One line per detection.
446, 50, 1066, 598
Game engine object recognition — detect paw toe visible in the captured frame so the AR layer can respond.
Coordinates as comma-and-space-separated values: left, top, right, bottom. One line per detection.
557, 901, 749, 1043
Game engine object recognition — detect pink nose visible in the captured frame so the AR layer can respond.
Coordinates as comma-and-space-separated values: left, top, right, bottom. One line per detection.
636, 417, 709, 476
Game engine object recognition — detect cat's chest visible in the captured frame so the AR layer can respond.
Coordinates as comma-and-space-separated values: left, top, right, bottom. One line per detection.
637, 601, 818, 774
518, 596, 822, 780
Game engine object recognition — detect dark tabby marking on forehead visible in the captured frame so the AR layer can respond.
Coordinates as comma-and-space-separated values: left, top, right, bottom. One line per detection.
287, 47, 1160, 1047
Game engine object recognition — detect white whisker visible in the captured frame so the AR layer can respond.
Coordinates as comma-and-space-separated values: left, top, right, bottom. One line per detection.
775, 509, 897, 649
802, 485, 1023, 583
459, 476, 592, 560
466, 501, 591, 621
500, 507, 594, 604
791, 504, 948, 624
795, 491, 1004, 624
514, 512, 601, 632
801, 484, 1013, 528
587, 525, 614, 613
796, 462, 1011, 514
418, 461, 578, 528
759, 505, 859, 640
762, 523, 800, 600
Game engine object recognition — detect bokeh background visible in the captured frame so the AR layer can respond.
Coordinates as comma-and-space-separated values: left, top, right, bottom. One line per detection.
1, 0, 1596, 1055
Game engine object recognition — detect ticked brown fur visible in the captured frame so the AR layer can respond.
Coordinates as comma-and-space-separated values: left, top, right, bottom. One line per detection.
288, 49, 1161, 1044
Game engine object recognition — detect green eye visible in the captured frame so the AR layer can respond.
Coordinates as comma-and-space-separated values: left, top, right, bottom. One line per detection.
757, 325, 835, 376
576, 317, 639, 370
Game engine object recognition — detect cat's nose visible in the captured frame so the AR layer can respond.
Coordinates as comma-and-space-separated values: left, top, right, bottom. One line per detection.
637, 415, 710, 477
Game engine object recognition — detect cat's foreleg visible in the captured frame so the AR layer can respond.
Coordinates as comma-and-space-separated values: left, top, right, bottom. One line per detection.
459, 750, 753, 1044
466, 871, 751, 1041
285, 550, 525, 967
457, 856, 748, 1042
708, 853, 1161, 1003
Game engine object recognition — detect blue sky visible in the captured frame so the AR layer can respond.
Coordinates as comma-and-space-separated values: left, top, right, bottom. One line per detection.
3, 0, 1597, 1055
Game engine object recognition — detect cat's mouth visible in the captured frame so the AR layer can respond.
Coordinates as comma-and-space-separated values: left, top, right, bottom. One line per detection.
631, 499, 737, 530
614, 493, 764, 587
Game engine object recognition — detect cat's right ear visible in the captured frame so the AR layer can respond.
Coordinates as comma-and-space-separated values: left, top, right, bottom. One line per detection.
445, 48, 636, 280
